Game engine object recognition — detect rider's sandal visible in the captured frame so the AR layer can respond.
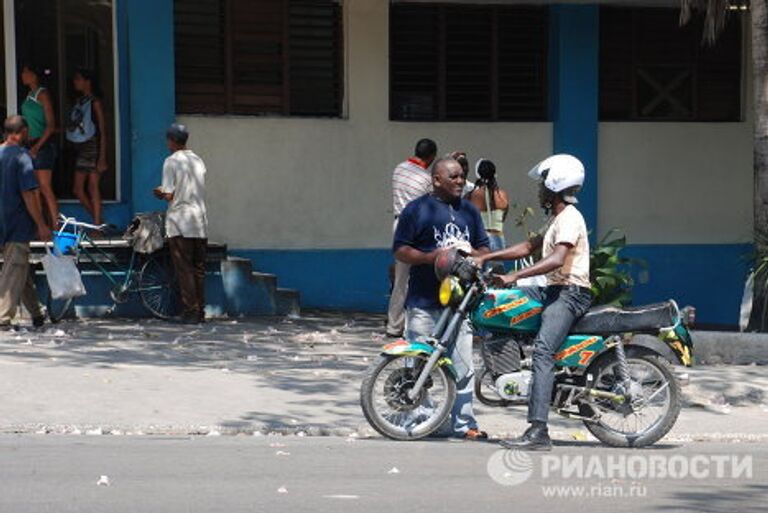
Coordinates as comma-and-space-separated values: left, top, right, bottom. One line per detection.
464, 428, 489, 441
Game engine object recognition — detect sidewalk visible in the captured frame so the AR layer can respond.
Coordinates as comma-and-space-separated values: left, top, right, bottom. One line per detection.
1, 312, 766, 442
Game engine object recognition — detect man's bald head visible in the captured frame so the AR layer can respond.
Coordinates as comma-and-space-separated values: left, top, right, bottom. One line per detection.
3, 116, 28, 145
432, 157, 465, 202
432, 157, 460, 177
4, 116, 28, 136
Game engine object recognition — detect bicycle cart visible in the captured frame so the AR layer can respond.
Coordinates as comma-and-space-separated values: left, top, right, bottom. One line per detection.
46, 215, 180, 322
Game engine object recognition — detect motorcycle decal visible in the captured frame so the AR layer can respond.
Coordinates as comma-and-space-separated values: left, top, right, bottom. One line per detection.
382, 340, 434, 356
577, 350, 596, 366
555, 336, 601, 362
483, 296, 529, 319
383, 340, 410, 351
509, 307, 542, 326
668, 340, 692, 366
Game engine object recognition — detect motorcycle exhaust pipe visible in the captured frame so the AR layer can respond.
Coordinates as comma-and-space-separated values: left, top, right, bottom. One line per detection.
559, 384, 626, 404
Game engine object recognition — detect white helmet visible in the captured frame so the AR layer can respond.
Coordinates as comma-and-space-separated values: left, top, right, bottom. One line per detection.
528, 154, 585, 204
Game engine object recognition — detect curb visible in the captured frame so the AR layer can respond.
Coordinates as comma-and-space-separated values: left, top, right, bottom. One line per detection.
691, 331, 768, 365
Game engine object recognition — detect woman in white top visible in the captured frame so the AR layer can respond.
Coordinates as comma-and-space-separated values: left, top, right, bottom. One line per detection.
468, 159, 509, 256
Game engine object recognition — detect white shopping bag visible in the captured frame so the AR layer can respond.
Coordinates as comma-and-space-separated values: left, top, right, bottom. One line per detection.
739, 272, 754, 332
42, 248, 87, 300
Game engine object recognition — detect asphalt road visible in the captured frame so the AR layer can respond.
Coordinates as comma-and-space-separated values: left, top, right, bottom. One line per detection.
0, 436, 764, 513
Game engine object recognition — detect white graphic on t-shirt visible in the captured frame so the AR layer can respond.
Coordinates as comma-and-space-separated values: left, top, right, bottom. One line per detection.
434, 222, 471, 249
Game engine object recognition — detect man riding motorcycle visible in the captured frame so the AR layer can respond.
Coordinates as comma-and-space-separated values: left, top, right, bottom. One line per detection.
476, 154, 592, 451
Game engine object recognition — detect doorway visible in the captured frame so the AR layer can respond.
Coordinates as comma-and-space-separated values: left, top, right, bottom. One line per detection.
9, 0, 118, 201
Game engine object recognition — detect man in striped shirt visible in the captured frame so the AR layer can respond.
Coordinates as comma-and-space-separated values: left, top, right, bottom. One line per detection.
386, 138, 437, 337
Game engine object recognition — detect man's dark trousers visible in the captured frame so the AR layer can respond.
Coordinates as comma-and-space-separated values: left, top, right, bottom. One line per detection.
168, 236, 207, 321
520, 285, 593, 423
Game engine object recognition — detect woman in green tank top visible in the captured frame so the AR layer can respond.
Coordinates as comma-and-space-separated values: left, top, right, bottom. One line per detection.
20, 64, 59, 228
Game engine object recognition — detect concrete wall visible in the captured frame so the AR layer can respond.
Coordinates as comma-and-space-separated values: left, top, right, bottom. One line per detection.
598, 122, 753, 244
598, 17, 754, 244
180, 0, 552, 251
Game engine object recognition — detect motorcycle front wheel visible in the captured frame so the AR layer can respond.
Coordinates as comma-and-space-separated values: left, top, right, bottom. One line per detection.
360, 354, 456, 441
583, 352, 681, 448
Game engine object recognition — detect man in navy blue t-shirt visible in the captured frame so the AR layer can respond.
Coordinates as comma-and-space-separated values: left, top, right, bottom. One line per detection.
393, 157, 490, 439
0, 116, 51, 329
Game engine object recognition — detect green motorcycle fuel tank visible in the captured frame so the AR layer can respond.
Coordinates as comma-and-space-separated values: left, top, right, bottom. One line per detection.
471, 287, 607, 369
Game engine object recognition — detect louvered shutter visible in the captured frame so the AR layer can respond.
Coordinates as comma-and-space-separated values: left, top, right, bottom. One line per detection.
497, 7, 549, 121
390, 4, 549, 122
175, 0, 343, 116
696, 15, 741, 121
600, 7, 742, 122
231, 0, 285, 115
175, 0, 227, 114
289, 0, 343, 116
389, 4, 440, 121
444, 6, 493, 121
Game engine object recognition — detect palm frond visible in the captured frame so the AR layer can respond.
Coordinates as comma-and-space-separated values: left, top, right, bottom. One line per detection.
680, 0, 733, 45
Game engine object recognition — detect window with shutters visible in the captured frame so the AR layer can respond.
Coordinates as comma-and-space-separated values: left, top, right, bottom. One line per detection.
175, 0, 343, 117
600, 7, 742, 122
389, 4, 549, 122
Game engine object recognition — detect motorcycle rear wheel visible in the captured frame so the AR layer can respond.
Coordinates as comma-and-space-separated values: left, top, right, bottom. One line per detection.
360, 354, 456, 441
583, 352, 681, 448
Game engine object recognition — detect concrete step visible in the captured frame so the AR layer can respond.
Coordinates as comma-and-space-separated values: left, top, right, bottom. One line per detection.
19, 253, 300, 320
33, 267, 227, 319
276, 288, 301, 318
220, 255, 301, 317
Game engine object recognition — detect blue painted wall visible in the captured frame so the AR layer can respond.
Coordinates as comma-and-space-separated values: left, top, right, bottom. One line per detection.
549, 4, 599, 235
232, 244, 748, 327
233, 249, 392, 312
627, 244, 751, 328
125, 0, 176, 215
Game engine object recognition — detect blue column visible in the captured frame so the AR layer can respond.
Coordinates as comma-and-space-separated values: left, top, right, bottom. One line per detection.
549, 4, 599, 236
125, 0, 176, 214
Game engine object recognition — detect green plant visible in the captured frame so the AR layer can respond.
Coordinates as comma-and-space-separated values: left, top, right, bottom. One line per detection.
590, 229, 645, 307
511, 204, 538, 239
745, 236, 768, 331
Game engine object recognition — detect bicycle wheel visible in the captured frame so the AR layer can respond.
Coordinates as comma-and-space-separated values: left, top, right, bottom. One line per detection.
138, 253, 180, 320
47, 291, 74, 323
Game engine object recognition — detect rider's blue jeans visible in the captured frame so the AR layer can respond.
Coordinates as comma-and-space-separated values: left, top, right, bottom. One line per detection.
520, 285, 593, 424
406, 307, 478, 436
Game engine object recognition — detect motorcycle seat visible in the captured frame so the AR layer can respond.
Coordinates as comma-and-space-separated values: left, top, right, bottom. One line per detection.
570, 301, 678, 335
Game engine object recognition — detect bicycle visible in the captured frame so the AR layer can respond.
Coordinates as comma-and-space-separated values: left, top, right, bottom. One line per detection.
46, 214, 180, 322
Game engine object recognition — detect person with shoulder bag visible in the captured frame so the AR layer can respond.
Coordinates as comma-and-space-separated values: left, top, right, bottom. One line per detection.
67, 68, 109, 228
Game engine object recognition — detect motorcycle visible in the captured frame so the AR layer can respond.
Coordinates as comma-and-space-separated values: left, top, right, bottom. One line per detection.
360, 249, 694, 447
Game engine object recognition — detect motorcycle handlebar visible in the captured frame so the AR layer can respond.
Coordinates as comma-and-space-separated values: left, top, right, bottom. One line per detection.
451, 252, 493, 287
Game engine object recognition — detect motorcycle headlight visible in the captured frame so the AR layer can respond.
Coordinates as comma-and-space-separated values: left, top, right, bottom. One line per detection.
439, 276, 464, 307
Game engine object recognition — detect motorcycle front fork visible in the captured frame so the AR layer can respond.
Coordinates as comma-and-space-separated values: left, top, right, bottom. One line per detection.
406, 284, 479, 401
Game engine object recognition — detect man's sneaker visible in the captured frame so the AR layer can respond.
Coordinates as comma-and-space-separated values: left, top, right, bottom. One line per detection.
499, 424, 552, 451
32, 316, 45, 329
